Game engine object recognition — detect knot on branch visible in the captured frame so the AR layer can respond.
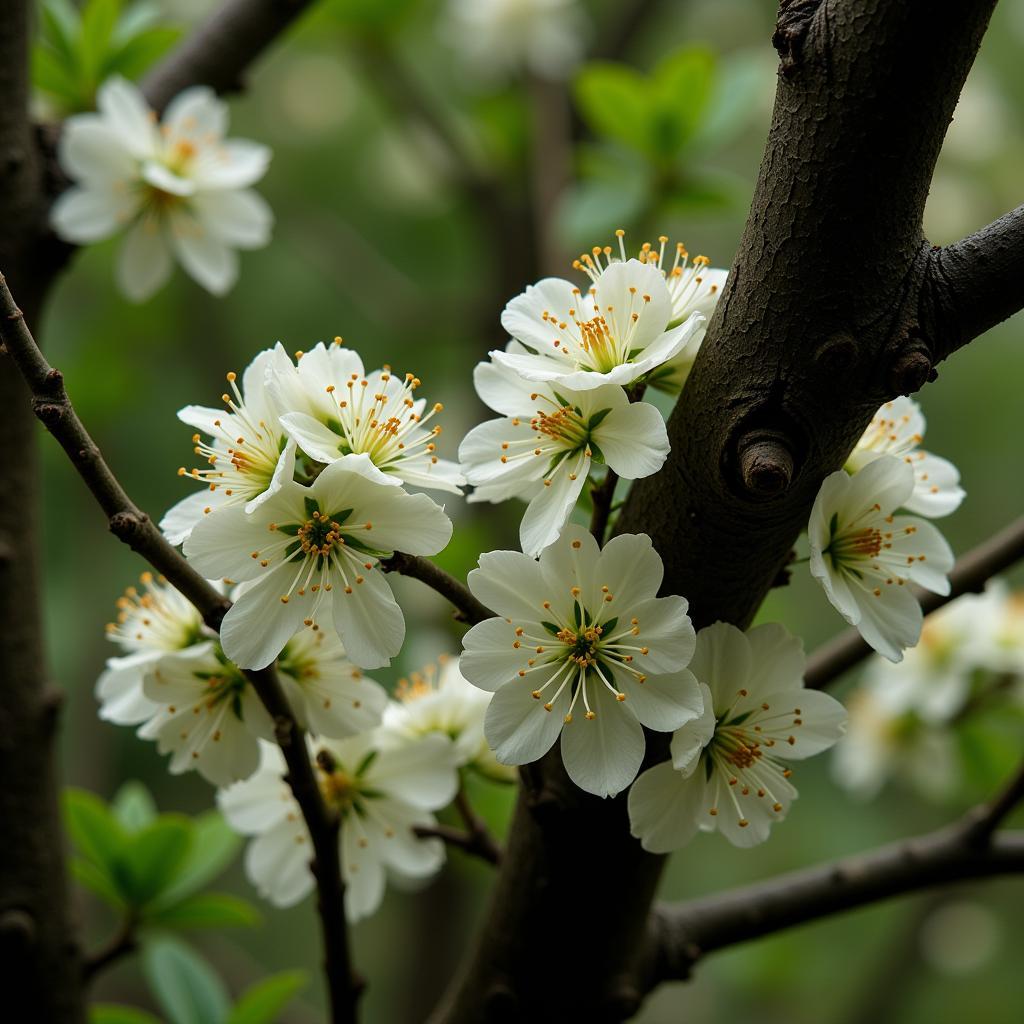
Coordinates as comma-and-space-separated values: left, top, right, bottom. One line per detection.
737, 430, 795, 499
772, 0, 823, 74
0, 909, 36, 953
888, 347, 933, 396
32, 398, 67, 425
108, 510, 150, 542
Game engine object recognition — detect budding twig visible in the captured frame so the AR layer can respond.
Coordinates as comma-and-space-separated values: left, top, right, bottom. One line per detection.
0, 272, 360, 1024
381, 551, 493, 626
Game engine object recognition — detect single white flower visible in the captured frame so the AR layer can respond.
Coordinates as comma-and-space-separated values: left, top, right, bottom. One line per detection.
274, 624, 389, 739
96, 572, 205, 725
138, 641, 276, 786
160, 348, 297, 545
808, 455, 955, 662
217, 733, 459, 920
846, 397, 965, 518
495, 258, 704, 391
183, 454, 453, 670
628, 622, 847, 851
380, 656, 516, 783
574, 231, 728, 393
266, 341, 464, 495
831, 676, 960, 802
460, 364, 669, 556
460, 525, 701, 798
444, 0, 587, 80
51, 76, 272, 301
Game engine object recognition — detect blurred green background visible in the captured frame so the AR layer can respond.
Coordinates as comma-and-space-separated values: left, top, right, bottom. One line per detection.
35, 0, 1024, 1020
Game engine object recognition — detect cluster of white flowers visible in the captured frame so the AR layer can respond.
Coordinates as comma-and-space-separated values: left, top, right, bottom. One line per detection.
98, 573, 388, 785
808, 396, 963, 662
834, 582, 1024, 801
52, 77, 273, 301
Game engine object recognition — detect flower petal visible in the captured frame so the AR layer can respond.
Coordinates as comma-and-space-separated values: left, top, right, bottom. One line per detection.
484, 680, 567, 767
468, 550, 546, 621
116, 219, 173, 302
329, 569, 405, 669
593, 400, 669, 479
191, 188, 273, 249
628, 760, 705, 852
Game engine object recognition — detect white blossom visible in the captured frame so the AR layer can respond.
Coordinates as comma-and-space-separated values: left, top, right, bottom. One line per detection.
963, 580, 1024, 677
183, 454, 453, 670
574, 230, 728, 393
139, 641, 275, 786
51, 76, 272, 301
160, 348, 296, 545
808, 455, 954, 662
846, 397, 965, 518
96, 572, 205, 725
460, 363, 668, 556
444, 0, 587, 80
266, 341, 464, 495
495, 258, 704, 391
218, 733, 459, 920
380, 656, 516, 783
628, 622, 846, 850
460, 525, 701, 797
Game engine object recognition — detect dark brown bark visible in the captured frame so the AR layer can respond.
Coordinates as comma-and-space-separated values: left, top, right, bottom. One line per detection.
435, 2, 1007, 1019
0, 2, 85, 1020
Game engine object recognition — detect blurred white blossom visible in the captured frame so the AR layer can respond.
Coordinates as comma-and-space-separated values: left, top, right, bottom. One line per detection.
52, 76, 272, 301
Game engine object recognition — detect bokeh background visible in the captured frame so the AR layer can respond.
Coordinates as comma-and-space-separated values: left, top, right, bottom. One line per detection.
35, 0, 1024, 1020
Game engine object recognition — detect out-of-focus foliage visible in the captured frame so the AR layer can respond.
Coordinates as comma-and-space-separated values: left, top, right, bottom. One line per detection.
66, 781, 256, 928
32, 0, 181, 114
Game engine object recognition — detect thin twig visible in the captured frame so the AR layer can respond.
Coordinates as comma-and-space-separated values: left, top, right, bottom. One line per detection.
414, 823, 501, 867
81, 914, 137, 983
805, 516, 1024, 690
589, 469, 620, 544
453, 787, 502, 865
0, 273, 359, 1024
381, 551, 493, 626
141, 0, 318, 111
963, 757, 1024, 845
643, 825, 1024, 989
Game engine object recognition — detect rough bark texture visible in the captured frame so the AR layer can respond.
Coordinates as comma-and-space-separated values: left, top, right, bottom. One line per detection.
0, 2, 85, 1020
435, 2, 1004, 1020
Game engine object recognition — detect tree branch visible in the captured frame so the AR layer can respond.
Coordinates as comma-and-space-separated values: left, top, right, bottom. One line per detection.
0, 274, 358, 1024
380, 552, 492, 626
141, 0, 318, 111
922, 204, 1024, 364
644, 827, 1024, 988
963, 756, 1024, 845
805, 515, 1024, 690
81, 915, 137, 983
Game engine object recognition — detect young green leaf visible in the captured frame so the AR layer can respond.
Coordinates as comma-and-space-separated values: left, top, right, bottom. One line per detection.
118, 817, 193, 906
156, 811, 242, 905
90, 1005, 162, 1024
64, 788, 129, 872
70, 856, 125, 910
145, 891, 261, 930
112, 781, 158, 832
574, 62, 652, 156
225, 970, 308, 1024
142, 938, 231, 1024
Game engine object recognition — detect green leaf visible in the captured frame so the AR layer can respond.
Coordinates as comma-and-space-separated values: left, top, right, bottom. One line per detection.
226, 971, 308, 1024
112, 0, 163, 42
157, 811, 241, 905
143, 937, 231, 1024
574, 62, 653, 156
105, 25, 182, 80
90, 1005, 162, 1024
118, 817, 193, 906
64, 788, 129, 871
40, 0, 82, 62
651, 47, 716, 156
31, 44, 82, 104
71, 856, 125, 910
112, 781, 158, 832
81, 0, 122, 84
145, 891, 260, 930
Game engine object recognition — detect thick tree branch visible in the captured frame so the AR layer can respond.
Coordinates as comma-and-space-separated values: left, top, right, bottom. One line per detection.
805, 515, 1024, 690
0, 274, 358, 1024
381, 551, 492, 626
0, 4, 85, 1021
437, 2, 1006, 1018
922, 204, 1024, 363
643, 826, 1024, 988
141, 0, 318, 111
